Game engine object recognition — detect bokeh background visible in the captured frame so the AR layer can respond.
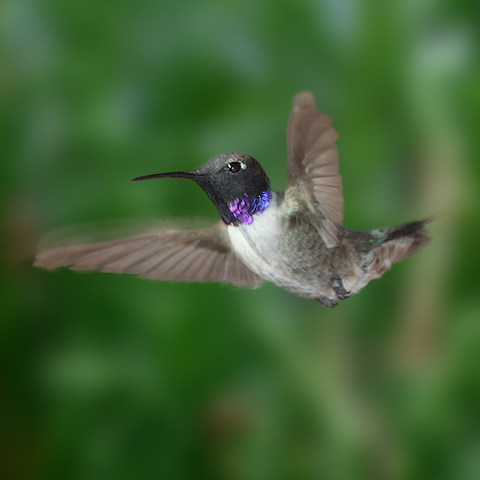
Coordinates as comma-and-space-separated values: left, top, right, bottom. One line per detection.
1, 0, 480, 479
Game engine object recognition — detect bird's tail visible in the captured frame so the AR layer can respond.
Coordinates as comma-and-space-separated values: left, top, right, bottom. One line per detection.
381, 219, 431, 259
363, 219, 432, 280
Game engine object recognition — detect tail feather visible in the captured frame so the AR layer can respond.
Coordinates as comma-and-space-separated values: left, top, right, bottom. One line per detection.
383, 219, 430, 261
361, 219, 432, 282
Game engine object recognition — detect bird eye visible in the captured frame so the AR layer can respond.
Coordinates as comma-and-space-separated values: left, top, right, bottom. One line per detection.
227, 162, 243, 173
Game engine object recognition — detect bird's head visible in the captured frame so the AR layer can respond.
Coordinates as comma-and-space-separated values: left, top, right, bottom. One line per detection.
131, 152, 272, 225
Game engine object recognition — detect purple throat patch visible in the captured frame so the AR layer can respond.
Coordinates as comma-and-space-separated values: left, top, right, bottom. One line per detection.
227, 190, 272, 225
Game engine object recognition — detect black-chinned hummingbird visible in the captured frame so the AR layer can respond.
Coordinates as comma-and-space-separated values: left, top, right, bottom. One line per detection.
35, 92, 431, 307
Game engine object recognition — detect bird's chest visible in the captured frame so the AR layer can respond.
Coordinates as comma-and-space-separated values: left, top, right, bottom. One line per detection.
227, 205, 284, 281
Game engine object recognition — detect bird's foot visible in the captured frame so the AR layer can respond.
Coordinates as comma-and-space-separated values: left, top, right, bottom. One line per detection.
331, 277, 351, 300
314, 295, 338, 308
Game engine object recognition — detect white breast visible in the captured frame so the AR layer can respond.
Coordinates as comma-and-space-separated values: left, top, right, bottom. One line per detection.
227, 195, 283, 282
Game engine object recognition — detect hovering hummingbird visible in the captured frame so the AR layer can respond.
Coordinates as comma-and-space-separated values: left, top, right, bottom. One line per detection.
35, 92, 430, 307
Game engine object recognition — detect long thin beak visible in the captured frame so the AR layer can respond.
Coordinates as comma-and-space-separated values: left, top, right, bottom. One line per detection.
130, 171, 204, 182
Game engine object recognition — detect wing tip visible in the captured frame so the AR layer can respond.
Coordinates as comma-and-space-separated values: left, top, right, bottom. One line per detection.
293, 91, 315, 107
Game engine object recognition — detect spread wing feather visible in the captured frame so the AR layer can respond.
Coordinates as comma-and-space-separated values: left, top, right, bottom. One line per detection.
286, 91, 344, 247
34, 221, 261, 287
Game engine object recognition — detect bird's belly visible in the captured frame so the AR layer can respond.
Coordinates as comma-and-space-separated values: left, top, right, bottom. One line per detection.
227, 208, 375, 300
227, 208, 333, 298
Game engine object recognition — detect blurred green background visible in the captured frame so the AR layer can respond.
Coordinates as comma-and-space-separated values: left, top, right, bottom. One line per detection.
1, 0, 480, 479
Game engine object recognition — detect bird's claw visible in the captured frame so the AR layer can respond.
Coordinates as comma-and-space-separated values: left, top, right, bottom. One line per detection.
314, 295, 339, 308
332, 277, 351, 300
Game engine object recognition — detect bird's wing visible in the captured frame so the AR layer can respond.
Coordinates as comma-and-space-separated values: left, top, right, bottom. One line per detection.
286, 91, 344, 248
34, 220, 261, 287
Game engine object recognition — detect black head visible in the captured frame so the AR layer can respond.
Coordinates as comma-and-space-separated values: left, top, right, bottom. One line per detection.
131, 153, 271, 224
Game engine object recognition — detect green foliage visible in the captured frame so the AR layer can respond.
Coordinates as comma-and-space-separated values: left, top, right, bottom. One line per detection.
1, 0, 480, 479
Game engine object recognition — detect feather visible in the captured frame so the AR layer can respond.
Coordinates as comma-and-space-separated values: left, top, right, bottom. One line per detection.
34, 220, 262, 287
286, 91, 344, 247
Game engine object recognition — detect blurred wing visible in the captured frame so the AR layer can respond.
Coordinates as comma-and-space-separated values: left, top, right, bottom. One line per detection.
34, 221, 261, 287
286, 91, 343, 247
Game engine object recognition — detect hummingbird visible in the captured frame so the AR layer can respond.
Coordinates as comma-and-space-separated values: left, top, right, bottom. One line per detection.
34, 92, 430, 307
